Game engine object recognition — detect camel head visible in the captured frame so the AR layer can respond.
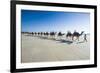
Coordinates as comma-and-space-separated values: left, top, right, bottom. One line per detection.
80, 31, 84, 35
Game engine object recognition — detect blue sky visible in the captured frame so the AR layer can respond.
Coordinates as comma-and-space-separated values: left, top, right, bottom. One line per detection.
21, 10, 90, 33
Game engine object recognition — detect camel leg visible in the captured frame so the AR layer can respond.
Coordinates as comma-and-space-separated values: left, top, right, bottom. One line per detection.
53, 34, 55, 39
52, 36, 54, 39
77, 37, 79, 41
60, 36, 61, 40
66, 36, 68, 40
72, 36, 74, 41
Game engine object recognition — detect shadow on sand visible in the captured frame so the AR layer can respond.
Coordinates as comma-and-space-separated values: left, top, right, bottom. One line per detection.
76, 41, 85, 44
58, 39, 73, 44
33, 36, 74, 44
24, 35, 75, 44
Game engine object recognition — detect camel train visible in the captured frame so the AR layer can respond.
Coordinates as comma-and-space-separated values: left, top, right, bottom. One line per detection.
22, 30, 87, 42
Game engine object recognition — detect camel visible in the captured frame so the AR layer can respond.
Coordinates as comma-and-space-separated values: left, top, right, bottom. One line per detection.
38, 32, 40, 35
72, 31, 84, 41
40, 32, 43, 36
66, 31, 84, 41
50, 32, 57, 39
32, 32, 34, 35
43, 32, 46, 36
34, 32, 37, 36
58, 32, 65, 39
45, 32, 49, 36
66, 31, 73, 40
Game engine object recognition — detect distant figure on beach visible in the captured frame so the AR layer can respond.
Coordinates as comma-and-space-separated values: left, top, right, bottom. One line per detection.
84, 34, 87, 42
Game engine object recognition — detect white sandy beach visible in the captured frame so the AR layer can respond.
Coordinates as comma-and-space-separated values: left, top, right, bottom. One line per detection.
21, 34, 90, 63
